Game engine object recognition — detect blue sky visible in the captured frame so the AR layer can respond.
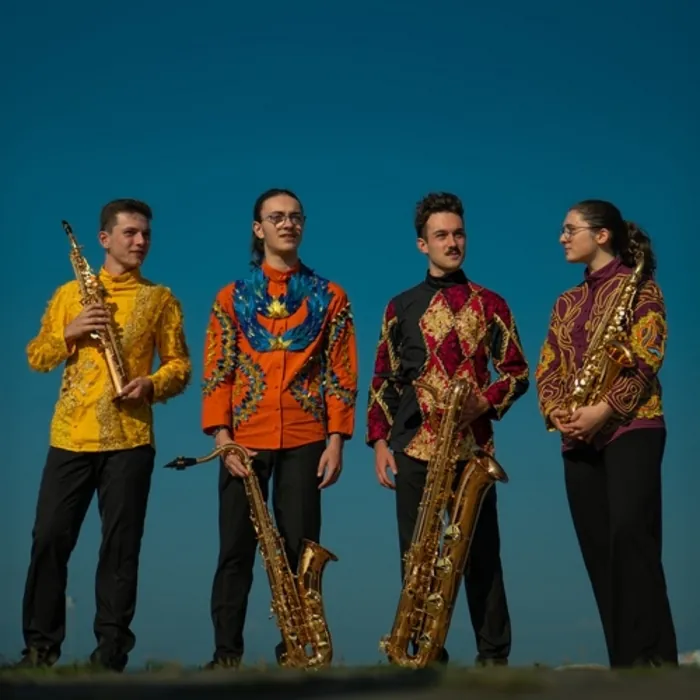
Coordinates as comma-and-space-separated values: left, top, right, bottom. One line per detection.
2, 0, 697, 668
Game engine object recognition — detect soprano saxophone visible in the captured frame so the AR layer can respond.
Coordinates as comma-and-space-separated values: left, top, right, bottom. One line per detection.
569, 252, 645, 413
164, 442, 338, 670
62, 220, 129, 397
379, 377, 508, 668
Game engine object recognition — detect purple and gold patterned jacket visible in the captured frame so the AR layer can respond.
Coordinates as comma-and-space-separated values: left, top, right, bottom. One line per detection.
366, 270, 529, 462
535, 256, 666, 452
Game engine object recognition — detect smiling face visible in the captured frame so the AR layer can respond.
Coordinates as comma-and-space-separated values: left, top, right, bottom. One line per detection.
252, 193, 305, 261
99, 211, 151, 273
417, 211, 466, 276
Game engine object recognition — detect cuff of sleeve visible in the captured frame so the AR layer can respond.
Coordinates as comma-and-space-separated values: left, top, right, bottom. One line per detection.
203, 418, 232, 436
481, 388, 502, 420
148, 372, 166, 404
54, 333, 75, 362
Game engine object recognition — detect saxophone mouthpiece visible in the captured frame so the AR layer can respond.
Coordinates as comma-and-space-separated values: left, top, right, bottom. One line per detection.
163, 456, 197, 470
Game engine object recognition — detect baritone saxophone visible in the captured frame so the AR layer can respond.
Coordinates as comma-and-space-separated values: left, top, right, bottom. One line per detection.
62, 219, 129, 397
380, 377, 508, 668
164, 442, 338, 670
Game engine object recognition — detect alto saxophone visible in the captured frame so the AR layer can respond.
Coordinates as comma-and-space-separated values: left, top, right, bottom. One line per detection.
380, 377, 508, 668
164, 442, 338, 670
62, 220, 129, 397
569, 252, 645, 413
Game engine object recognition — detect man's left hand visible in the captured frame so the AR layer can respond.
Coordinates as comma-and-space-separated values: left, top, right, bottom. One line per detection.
459, 391, 490, 430
318, 435, 344, 489
117, 377, 154, 403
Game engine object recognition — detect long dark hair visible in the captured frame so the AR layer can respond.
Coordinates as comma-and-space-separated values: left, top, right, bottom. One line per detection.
570, 199, 657, 277
250, 188, 303, 267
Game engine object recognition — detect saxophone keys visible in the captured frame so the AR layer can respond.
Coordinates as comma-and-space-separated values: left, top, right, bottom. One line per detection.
425, 593, 445, 613
443, 524, 461, 542
435, 557, 453, 575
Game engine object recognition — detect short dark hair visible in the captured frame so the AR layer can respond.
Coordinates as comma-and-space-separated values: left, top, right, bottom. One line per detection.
250, 188, 303, 266
414, 192, 464, 238
570, 199, 657, 277
100, 198, 152, 232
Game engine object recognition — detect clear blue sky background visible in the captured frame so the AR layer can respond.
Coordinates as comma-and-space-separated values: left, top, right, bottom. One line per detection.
2, 0, 697, 669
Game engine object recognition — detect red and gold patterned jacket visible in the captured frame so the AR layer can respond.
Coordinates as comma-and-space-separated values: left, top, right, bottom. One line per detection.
366, 270, 530, 461
202, 259, 358, 450
535, 256, 666, 452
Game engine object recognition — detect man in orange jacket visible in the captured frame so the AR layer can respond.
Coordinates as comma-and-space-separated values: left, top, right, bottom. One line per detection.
201, 188, 358, 668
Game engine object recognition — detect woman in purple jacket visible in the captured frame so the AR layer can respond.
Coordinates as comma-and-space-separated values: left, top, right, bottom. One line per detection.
535, 198, 678, 669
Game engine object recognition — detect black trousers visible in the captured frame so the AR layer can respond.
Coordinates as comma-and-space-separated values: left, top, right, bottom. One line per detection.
22, 444, 155, 666
394, 451, 511, 661
563, 427, 678, 668
210, 440, 325, 662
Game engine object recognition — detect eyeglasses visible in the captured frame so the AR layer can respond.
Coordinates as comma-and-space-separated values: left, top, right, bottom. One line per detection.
560, 225, 595, 241
262, 212, 305, 227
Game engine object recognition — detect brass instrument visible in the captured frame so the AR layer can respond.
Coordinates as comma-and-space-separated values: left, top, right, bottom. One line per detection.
164, 442, 338, 670
379, 378, 508, 668
62, 219, 129, 397
569, 252, 645, 413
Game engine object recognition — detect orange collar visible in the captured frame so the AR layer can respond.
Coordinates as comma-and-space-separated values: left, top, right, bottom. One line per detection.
261, 259, 301, 283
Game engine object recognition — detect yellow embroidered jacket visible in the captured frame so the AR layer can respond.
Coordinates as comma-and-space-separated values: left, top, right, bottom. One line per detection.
535, 256, 666, 451
26, 268, 192, 452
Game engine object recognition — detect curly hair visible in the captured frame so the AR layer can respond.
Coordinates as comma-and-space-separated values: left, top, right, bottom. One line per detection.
414, 192, 464, 238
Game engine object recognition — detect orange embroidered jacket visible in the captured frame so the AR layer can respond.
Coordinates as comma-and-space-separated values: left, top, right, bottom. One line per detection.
201, 259, 358, 450
535, 256, 666, 451
26, 268, 192, 452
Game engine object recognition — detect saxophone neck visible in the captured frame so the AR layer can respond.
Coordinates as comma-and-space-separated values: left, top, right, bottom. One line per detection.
163, 441, 248, 471
62, 220, 81, 250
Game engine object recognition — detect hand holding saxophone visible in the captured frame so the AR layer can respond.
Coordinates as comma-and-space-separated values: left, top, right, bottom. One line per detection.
558, 402, 614, 443
457, 390, 490, 430
63, 303, 111, 344
214, 428, 257, 478
116, 377, 154, 403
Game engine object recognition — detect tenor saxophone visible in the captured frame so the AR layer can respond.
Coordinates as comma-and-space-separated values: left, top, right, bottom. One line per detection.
62, 220, 129, 397
569, 252, 645, 413
379, 377, 508, 668
164, 442, 338, 670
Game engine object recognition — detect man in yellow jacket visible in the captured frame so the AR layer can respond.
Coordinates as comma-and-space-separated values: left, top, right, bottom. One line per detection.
18, 199, 192, 672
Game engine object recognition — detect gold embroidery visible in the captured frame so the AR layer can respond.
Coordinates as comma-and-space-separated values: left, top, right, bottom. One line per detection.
32, 277, 191, 453
630, 310, 666, 372
290, 355, 326, 424
231, 351, 266, 430
202, 301, 237, 398
419, 297, 454, 345
407, 291, 488, 461
535, 341, 555, 382
536, 273, 666, 428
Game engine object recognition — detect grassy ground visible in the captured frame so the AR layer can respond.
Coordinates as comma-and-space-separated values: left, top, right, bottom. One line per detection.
1, 657, 699, 697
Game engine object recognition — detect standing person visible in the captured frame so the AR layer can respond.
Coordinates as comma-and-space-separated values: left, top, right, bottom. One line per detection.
534, 199, 678, 668
19, 198, 192, 671
201, 187, 358, 668
366, 192, 529, 667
